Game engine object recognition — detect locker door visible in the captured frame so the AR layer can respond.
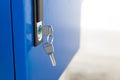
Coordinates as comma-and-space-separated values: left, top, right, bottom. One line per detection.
0, 0, 15, 80
11, 0, 80, 80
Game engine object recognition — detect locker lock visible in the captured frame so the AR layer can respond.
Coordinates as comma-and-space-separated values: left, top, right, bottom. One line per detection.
34, 0, 43, 46
37, 21, 42, 42
33, 0, 56, 67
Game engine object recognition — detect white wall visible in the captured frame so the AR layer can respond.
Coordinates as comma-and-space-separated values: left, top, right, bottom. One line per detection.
60, 0, 120, 80
80, 0, 120, 55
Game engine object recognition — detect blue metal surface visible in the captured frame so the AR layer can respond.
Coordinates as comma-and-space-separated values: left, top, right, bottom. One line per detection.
0, 0, 15, 80
11, 0, 80, 80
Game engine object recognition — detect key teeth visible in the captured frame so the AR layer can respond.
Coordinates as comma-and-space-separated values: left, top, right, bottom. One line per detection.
49, 53, 56, 67
53, 64, 57, 67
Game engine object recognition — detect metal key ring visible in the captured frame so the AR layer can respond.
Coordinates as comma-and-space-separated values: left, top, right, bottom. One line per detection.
47, 25, 54, 44
47, 34, 54, 44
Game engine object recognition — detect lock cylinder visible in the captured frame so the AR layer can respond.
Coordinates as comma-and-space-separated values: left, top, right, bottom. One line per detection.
37, 21, 42, 41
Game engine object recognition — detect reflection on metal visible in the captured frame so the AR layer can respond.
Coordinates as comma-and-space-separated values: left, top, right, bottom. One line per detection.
37, 21, 42, 41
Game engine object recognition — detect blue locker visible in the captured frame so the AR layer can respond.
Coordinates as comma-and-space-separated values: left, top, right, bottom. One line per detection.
0, 0, 80, 80
0, 0, 15, 80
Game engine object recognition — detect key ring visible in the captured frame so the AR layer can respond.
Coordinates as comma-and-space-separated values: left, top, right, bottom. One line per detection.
47, 34, 54, 44
47, 25, 54, 44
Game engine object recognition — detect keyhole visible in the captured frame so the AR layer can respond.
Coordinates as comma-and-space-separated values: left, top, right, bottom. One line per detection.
38, 25, 42, 34
37, 24, 42, 41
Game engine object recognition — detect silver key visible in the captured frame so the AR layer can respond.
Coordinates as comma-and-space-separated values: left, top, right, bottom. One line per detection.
43, 43, 56, 66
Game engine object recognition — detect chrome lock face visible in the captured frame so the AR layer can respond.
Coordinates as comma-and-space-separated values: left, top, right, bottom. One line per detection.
34, 20, 43, 46
37, 21, 43, 41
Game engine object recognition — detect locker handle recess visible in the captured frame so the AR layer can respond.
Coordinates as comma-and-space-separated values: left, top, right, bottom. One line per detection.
34, 0, 43, 46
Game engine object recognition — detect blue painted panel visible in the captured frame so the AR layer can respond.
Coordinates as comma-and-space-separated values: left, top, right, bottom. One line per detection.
11, 0, 80, 80
0, 0, 14, 80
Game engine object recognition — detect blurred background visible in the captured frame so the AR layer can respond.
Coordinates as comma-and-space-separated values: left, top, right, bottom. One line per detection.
60, 0, 120, 80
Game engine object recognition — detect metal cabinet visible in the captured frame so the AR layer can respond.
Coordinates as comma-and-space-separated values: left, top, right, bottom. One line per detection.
0, 0, 80, 80
0, 0, 15, 80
